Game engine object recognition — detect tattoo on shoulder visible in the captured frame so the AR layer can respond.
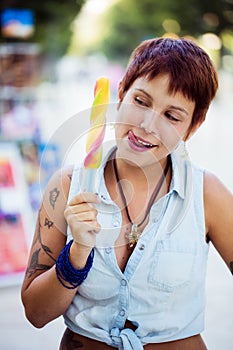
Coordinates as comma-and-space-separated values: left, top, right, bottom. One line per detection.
230, 262, 233, 275
49, 187, 60, 209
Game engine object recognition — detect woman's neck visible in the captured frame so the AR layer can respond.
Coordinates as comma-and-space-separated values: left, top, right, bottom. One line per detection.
113, 155, 170, 192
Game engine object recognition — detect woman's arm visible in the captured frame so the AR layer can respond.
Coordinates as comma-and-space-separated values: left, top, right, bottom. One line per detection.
204, 170, 233, 274
21, 161, 102, 328
21, 166, 75, 328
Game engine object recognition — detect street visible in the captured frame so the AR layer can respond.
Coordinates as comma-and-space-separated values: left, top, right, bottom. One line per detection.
0, 69, 232, 350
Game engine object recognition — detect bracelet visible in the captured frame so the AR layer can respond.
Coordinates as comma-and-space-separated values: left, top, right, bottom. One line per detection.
55, 240, 94, 289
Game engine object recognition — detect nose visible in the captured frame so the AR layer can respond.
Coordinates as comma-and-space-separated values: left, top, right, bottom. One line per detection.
140, 109, 160, 135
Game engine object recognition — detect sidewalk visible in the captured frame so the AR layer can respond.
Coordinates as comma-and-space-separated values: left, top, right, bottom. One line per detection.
0, 283, 64, 350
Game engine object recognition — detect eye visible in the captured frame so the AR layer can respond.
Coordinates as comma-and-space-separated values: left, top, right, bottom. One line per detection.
165, 112, 179, 122
134, 96, 149, 108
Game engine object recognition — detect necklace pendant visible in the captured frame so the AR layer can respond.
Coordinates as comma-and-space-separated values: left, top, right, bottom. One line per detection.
126, 224, 141, 248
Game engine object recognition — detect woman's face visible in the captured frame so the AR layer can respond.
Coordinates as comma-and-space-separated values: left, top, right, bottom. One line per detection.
115, 74, 196, 168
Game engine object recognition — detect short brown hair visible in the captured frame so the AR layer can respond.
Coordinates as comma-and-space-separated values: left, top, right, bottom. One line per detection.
119, 37, 218, 139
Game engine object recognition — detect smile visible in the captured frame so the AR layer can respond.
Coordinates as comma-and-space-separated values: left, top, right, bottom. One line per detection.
128, 130, 157, 151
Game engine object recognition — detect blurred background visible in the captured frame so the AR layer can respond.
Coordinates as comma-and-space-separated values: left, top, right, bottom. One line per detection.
0, 0, 232, 349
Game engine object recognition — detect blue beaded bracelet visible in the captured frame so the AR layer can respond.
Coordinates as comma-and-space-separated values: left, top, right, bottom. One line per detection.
55, 240, 94, 289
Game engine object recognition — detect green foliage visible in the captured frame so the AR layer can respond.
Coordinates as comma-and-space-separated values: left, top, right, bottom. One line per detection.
0, 0, 86, 57
100, 0, 233, 61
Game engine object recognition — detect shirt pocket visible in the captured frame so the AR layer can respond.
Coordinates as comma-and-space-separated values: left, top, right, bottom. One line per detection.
148, 241, 196, 293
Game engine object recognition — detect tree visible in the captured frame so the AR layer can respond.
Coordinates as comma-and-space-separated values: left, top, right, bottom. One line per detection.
99, 0, 233, 61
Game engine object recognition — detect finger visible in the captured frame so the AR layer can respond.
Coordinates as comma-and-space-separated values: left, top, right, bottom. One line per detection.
64, 204, 98, 224
67, 203, 97, 215
86, 221, 101, 233
70, 220, 101, 238
69, 192, 100, 206
71, 210, 98, 222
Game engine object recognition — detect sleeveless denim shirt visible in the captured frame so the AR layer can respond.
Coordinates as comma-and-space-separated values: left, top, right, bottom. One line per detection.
63, 146, 209, 349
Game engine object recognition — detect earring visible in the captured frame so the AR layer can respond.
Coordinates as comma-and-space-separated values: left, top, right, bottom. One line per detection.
178, 141, 189, 160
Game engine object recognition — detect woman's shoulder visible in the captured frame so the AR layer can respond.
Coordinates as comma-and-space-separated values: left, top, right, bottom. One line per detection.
204, 170, 233, 218
203, 170, 232, 202
41, 165, 74, 212
46, 165, 74, 196
204, 170, 233, 272
204, 170, 233, 236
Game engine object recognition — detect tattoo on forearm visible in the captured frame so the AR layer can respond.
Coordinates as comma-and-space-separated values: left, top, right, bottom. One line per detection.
26, 249, 51, 277
44, 217, 54, 229
27, 209, 55, 277
33, 210, 55, 261
230, 262, 233, 275
49, 187, 60, 209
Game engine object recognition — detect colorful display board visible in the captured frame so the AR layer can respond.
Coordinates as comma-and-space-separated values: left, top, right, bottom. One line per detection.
0, 143, 32, 286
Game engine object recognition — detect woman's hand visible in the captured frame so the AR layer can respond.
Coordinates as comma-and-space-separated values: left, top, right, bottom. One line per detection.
64, 192, 101, 252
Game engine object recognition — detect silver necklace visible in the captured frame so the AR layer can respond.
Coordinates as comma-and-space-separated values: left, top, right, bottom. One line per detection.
113, 154, 170, 248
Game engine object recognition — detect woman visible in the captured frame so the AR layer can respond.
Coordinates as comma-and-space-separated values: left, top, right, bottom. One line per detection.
21, 37, 233, 349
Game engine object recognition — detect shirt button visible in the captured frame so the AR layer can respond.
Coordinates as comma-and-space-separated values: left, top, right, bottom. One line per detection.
139, 244, 145, 251
105, 247, 112, 254
119, 309, 125, 317
121, 279, 127, 286
113, 220, 120, 227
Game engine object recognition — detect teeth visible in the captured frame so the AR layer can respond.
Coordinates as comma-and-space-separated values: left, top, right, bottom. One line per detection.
137, 138, 154, 147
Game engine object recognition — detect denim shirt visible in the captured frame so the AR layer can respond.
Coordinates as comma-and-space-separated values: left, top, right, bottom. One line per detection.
63, 146, 209, 349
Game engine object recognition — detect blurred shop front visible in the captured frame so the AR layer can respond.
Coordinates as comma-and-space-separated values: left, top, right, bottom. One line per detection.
0, 8, 60, 287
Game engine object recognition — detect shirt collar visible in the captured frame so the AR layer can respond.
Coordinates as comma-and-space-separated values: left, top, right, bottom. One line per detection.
170, 144, 188, 200
94, 143, 187, 201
